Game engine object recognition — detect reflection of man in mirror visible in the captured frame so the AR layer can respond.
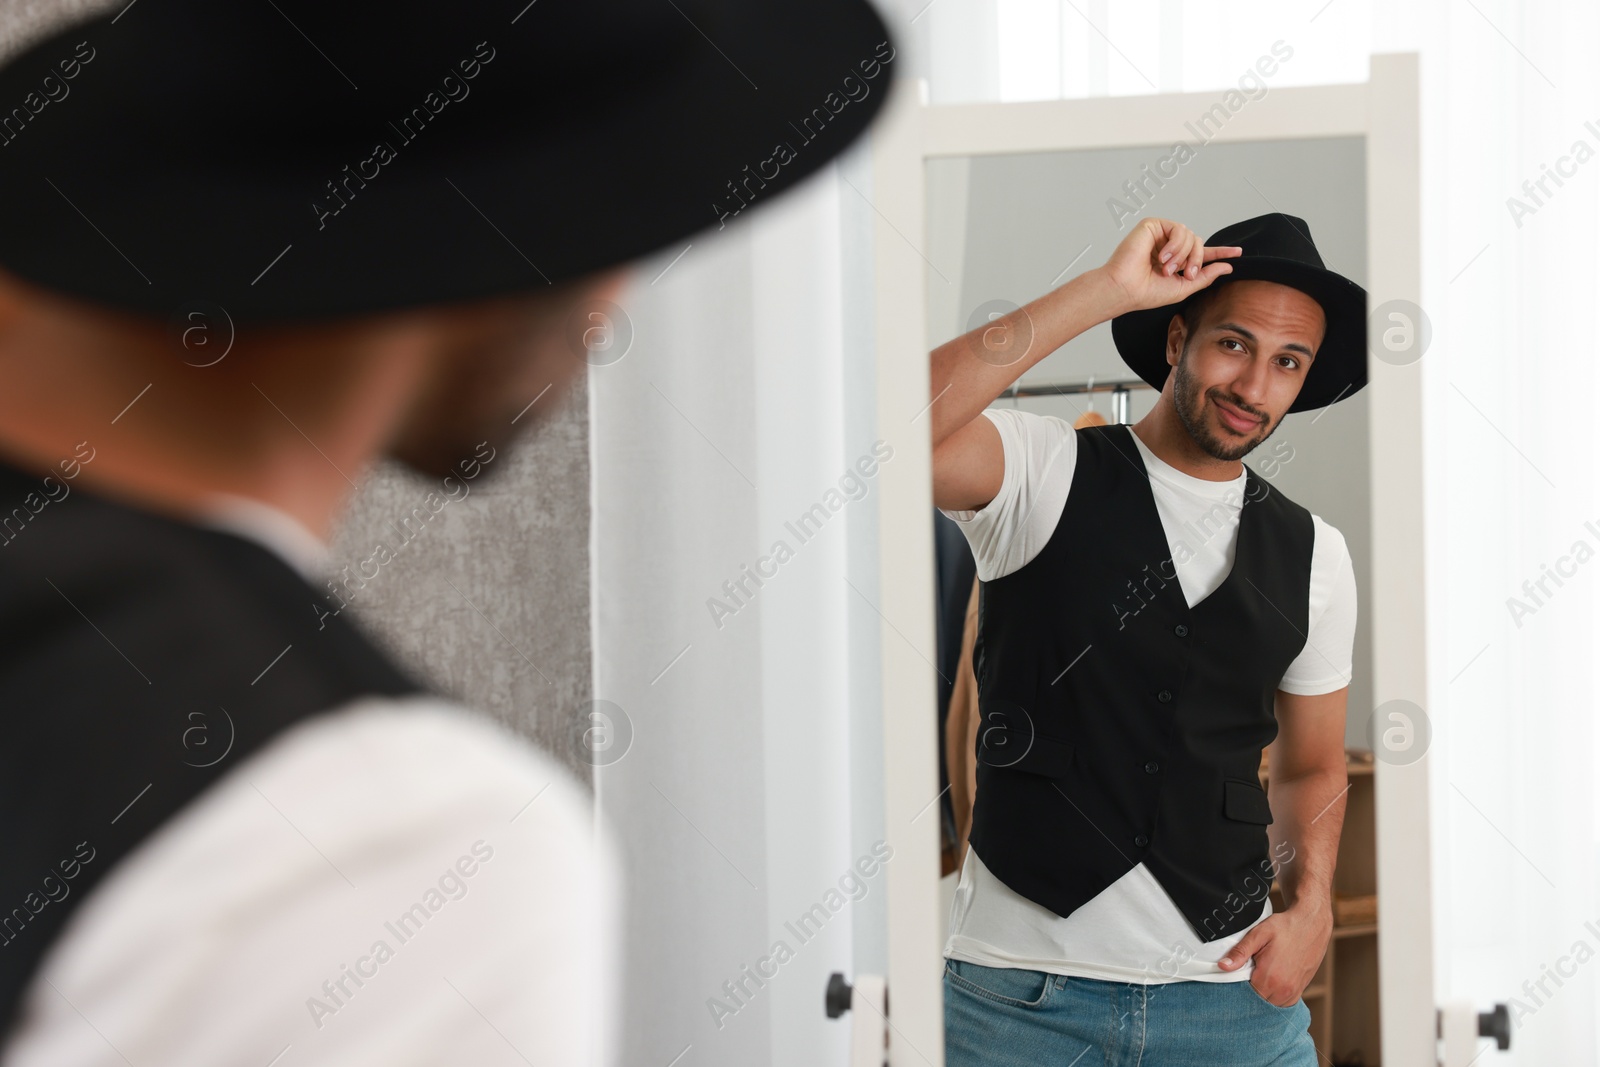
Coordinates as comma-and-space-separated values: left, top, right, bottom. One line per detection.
931, 213, 1365, 1065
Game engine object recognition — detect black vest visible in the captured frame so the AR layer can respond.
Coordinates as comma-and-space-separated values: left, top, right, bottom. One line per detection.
0, 453, 424, 1034
969, 423, 1314, 941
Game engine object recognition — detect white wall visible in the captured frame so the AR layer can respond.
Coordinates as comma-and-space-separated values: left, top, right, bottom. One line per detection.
590, 141, 890, 1067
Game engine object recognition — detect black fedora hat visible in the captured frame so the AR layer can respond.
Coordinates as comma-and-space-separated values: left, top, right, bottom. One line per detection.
1109, 213, 1367, 413
0, 0, 895, 324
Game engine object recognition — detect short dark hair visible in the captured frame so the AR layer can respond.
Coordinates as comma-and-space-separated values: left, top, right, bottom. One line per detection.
1177, 279, 1233, 339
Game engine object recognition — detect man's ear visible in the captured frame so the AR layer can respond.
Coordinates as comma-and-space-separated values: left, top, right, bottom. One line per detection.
1165, 313, 1187, 368
0, 267, 32, 340
587, 266, 632, 307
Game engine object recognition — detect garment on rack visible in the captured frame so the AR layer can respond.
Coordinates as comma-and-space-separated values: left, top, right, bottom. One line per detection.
934, 509, 977, 865
946, 575, 981, 868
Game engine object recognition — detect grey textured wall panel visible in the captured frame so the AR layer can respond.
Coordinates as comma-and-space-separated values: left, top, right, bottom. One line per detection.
327, 374, 592, 781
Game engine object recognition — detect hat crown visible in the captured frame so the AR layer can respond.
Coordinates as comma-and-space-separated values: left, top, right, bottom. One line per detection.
1208, 213, 1325, 270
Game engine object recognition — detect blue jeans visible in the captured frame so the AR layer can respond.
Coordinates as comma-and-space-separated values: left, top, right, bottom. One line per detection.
944, 959, 1316, 1066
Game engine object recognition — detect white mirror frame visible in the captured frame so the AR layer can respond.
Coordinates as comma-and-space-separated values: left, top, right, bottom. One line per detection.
868, 53, 1429, 1066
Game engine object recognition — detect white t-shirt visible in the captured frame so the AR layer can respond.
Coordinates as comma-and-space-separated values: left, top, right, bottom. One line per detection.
939, 408, 1357, 984
0, 499, 620, 1067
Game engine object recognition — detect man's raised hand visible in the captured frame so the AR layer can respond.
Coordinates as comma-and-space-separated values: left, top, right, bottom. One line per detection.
1098, 218, 1241, 317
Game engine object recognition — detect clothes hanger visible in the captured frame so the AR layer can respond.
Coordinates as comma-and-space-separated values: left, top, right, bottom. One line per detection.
1074, 375, 1108, 428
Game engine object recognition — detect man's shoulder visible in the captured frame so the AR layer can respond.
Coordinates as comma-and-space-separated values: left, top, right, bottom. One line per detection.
983, 405, 1076, 443
982, 407, 1081, 481
1264, 493, 1351, 578
1260, 482, 1346, 551
1247, 470, 1316, 525
1307, 512, 1351, 566
1, 694, 614, 1067
245, 694, 595, 831
65, 693, 602, 945
21, 691, 599, 922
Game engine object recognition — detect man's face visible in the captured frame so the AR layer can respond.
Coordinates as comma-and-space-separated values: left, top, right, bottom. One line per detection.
386, 268, 629, 479
1165, 279, 1325, 463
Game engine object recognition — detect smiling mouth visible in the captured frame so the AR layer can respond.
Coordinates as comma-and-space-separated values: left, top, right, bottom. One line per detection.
1212, 397, 1263, 433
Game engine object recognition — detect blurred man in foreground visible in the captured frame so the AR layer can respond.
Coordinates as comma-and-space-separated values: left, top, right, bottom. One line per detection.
0, 1, 894, 1063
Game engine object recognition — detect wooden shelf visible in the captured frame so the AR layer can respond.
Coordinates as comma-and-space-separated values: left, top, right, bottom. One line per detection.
1333, 921, 1378, 939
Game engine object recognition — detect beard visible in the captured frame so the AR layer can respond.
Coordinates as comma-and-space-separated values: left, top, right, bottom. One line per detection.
387, 373, 572, 481
1170, 348, 1278, 463
385, 302, 585, 481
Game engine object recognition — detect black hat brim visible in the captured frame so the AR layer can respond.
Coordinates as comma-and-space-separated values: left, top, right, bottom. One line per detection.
1109, 257, 1368, 413
0, 1, 896, 324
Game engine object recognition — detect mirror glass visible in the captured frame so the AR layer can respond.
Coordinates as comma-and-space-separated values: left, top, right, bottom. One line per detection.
924, 135, 1382, 1062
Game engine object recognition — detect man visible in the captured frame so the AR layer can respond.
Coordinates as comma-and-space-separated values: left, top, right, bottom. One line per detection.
0, 1, 892, 1063
931, 213, 1363, 1066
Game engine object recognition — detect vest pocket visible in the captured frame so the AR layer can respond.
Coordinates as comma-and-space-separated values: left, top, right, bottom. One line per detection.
1222, 778, 1274, 824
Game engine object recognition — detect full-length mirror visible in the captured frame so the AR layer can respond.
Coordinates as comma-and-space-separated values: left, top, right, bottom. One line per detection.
924, 134, 1380, 1064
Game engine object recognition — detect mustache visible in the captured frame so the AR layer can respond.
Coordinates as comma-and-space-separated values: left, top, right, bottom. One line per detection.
1209, 389, 1267, 423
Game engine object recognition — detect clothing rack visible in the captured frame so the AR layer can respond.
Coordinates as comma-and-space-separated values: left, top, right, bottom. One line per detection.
995, 378, 1153, 425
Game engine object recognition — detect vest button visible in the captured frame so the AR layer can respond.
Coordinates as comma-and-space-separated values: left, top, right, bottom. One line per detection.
1174, 623, 1189, 637
1134, 834, 1150, 848
1144, 761, 1160, 774
1157, 689, 1173, 703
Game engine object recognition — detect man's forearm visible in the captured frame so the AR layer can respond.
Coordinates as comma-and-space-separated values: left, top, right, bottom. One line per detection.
929, 268, 1127, 449
1266, 767, 1348, 911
